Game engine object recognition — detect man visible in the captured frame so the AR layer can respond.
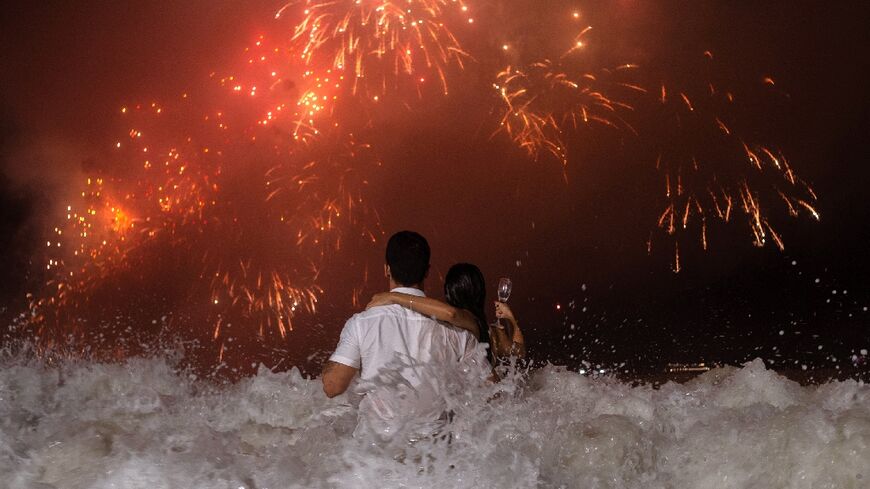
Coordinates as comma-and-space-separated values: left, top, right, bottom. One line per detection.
322, 231, 483, 440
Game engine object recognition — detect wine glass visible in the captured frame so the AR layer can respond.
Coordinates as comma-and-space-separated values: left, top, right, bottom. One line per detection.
497, 277, 512, 303
495, 277, 512, 329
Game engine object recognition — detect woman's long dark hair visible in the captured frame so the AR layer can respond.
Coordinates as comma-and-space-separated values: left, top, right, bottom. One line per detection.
444, 263, 493, 364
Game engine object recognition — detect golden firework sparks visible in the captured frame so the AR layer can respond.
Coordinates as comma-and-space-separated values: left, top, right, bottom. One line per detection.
647, 54, 819, 271
490, 18, 641, 165
28, 35, 381, 347
493, 60, 639, 165
286, 0, 472, 97
24, 4, 822, 361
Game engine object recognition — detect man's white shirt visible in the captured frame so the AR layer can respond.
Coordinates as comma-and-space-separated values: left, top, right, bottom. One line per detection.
329, 287, 482, 439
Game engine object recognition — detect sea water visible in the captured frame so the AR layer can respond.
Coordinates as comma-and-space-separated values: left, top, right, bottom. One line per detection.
1, 354, 868, 489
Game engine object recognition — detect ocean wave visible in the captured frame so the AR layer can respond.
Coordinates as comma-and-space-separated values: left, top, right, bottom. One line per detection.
1, 356, 868, 489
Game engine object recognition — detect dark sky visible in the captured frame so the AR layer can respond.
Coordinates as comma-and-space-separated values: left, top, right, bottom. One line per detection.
2, 1, 869, 375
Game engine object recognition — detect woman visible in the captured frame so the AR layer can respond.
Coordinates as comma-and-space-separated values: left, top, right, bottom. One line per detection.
366, 263, 525, 364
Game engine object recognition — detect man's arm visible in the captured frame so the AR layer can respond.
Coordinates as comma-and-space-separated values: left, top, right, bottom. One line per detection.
321, 360, 359, 398
324, 314, 362, 398
367, 293, 481, 339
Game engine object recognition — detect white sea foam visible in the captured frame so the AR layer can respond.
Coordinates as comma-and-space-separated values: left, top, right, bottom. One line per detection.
1, 356, 868, 489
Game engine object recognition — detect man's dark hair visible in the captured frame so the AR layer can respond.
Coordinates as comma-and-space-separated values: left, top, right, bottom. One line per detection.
385, 231, 430, 286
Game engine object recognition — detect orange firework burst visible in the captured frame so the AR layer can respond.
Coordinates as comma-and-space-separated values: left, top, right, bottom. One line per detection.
285, 0, 472, 97
200, 126, 380, 340
265, 127, 380, 248
28, 178, 138, 340
646, 53, 819, 272
490, 15, 642, 165
215, 33, 349, 138
494, 60, 639, 165
24, 3, 825, 362
27, 35, 381, 347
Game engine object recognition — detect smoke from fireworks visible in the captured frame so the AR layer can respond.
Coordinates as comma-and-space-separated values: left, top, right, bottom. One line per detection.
28, 32, 380, 350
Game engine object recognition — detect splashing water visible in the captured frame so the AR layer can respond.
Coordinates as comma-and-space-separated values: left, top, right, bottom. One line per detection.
1, 354, 868, 489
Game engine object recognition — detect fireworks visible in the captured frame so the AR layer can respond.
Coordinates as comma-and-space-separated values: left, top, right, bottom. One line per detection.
488, 10, 642, 165
28, 179, 137, 341
24, 2, 822, 359
494, 60, 639, 165
286, 0, 472, 97
29, 34, 381, 346
646, 54, 819, 271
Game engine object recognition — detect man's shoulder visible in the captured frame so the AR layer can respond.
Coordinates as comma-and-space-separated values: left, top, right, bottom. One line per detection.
347, 304, 412, 324
348, 305, 442, 328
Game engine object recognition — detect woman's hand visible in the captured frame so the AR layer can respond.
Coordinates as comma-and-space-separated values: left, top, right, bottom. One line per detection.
493, 301, 525, 359
494, 301, 516, 322
366, 292, 395, 310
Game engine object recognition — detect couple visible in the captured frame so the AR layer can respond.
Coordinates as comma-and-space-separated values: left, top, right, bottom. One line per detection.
321, 230, 525, 440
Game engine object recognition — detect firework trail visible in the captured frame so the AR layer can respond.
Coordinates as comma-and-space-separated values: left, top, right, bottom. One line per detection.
192, 126, 380, 341
494, 60, 639, 165
645, 53, 819, 271
488, 10, 642, 165
285, 0, 473, 97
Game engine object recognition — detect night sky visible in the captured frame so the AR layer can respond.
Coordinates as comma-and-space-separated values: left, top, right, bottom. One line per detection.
1, 1, 869, 378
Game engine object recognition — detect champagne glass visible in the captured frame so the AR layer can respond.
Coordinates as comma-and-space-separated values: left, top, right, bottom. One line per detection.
497, 277, 512, 303
495, 277, 512, 329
